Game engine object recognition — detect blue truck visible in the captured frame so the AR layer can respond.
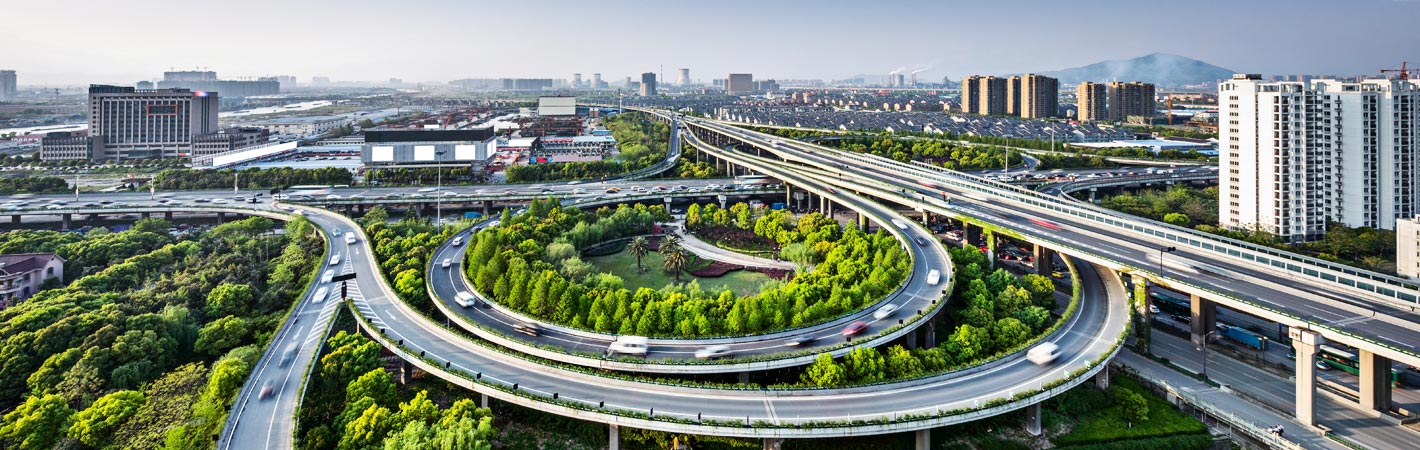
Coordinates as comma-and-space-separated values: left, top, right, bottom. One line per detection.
770, 202, 786, 210
463, 212, 483, 220
1218, 324, 1269, 351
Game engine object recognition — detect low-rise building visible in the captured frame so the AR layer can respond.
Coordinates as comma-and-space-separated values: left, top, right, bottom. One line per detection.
252, 115, 350, 136
39, 131, 95, 161
530, 136, 617, 163
1401, 216, 1420, 279
362, 127, 498, 170
192, 127, 270, 160
0, 253, 64, 307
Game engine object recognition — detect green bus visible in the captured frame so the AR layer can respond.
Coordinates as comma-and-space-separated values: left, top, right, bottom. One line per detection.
1289, 345, 1401, 387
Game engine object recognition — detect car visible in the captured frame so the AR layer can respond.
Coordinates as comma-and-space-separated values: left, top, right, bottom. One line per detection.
512, 322, 540, 336
572, 188, 587, 194
1148, 305, 1160, 314
322, 270, 334, 283
785, 336, 818, 348
914, 237, 928, 246
605, 188, 620, 194
694, 345, 734, 360
451, 236, 464, 246
212, 199, 229, 204
443, 191, 459, 197
503, 189, 518, 195
1027, 342, 1061, 365
259, 381, 276, 400
441, 258, 453, 269
606, 336, 649, 357
541, 188, 554, 194
233, 196, 246, 201
345, 235, 357, 245
329, 254, 341, 266
1171, 314, 1192, 324
842, 321, 869, 336
1051, 270, 1064, 279
332, 229, 342, 237
873, 304, 899, 320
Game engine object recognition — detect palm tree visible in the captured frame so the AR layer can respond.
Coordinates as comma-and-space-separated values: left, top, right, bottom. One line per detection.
659, 234, 681, 257
627, 236, 648, 272
662, 244, 688, 283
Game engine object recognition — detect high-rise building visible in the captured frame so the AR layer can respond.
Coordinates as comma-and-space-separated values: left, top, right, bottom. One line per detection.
727, 73, 753, 94
572, 73, 582, 87
84, 85, 219, 161
1077, 82, 1108, 122
1399, 216, 1420, 279
678, 68, 690, 86
1006, 76, 1022, 116
500, 78, 555, 91
1107, 81, 1156, 122
640, 72, 657, 96
0, 70, 16, 102
592, 73, 606, 89
961, 75, 1007, 115
1018, 74, 1059, 119
1219, 74, 1420, 241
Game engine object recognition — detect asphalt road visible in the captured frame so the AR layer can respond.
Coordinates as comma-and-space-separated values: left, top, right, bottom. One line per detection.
693, 119, 1420, 368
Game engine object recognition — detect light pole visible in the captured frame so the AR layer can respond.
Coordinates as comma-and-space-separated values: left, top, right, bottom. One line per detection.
1198, 330, 1218, 382
435, 150, 447, 226
1158, 246, 1177, 278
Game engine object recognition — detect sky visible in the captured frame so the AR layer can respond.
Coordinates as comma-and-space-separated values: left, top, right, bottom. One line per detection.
3, 0, 1419, 86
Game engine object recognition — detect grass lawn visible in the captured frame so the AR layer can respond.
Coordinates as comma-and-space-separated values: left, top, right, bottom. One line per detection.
1051, 376, 1209, 446
587, 250, 772, 297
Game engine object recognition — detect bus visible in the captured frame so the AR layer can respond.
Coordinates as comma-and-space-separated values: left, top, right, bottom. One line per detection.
733, 175, 777, 186
1289, 344, 1401, 387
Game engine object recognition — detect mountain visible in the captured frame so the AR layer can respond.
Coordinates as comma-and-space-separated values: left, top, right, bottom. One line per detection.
1039, 53, 1234, 87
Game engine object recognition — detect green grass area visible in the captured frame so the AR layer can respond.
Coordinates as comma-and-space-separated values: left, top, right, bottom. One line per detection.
587, 249, 771, 297
1050, 376, 1210, 447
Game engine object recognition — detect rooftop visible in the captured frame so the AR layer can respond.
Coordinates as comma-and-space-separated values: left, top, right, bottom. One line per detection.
0, 253, 62, 276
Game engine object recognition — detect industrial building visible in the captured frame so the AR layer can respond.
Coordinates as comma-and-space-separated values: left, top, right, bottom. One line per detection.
640, 72, 657, 96
38, 131, 93, 161
678, 68, 690, 86
361, 127, 498, 170
1219, 74, 1420, 241
155, 71, 280, 98
530, 135, 618, 163
252, 115, 350, 136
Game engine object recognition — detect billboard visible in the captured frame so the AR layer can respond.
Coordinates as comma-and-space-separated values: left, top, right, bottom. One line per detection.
538, 96, 576, 116
371, 146, 395, 162
454, 144, 481, 161
413, 145, 436, 161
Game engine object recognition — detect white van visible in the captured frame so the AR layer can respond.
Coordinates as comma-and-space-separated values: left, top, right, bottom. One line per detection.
454, 292, 478, 308
1027, 342, 1060, 365
607, 336, 649, 357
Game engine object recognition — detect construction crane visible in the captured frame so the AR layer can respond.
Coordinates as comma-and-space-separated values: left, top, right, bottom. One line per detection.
1381, 61, 1414, 80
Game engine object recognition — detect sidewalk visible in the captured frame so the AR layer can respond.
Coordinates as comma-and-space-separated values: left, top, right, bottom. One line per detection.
670, 224, 796, 271
1116, 351, 1349, 450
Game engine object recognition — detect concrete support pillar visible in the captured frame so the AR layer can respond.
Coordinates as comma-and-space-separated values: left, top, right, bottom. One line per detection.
1189, 294, 1216, 348
964, 223, 982, 249
141, 212, 150, 219
1095, 364, 1111, 389
923, 320, 936, 349
905, 329, 918, 350
217, 211, 226, 222
9, 215, 17, 224
479, 393, 489, 409
921, 210, 930, 225
482, 200, 492, 217
785, 185, 791, 207
1089, 187, 1097, 202
1024, 402, 1042, 436
399, 360, 412, 385
87, 213, 99, 221
914, 429, 930, 450
1290, 328, 1323, 427
825, 199, 833, 217
1033, 245, 1055, 277
762, 438, 783, 450
62, 214, 71, 230
1359, 349, 1394, 413
1131, 274, 1150, 352
984, 231, 996, 270
164, 211, 173, 220
608, 424, 620, 450
737, 372, 750, 384
857, 213, 868, 232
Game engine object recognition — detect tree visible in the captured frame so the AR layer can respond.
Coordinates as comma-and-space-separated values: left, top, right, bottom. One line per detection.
1113, 388, 1150, 424
543, 242, 576, 264
430, 417, 494, 450
382, 421, 433, 449
195, 316, 249, 356
801, 353, 846, 387
945, 324, 990, 363
658, 234, 680, 257
559, 257, 594, 282
1163, 212, 1191, 226
69, 390, 145, 447
884, 345, 924, 379
661, 244, 689, 283
393, 390, 440, 429
627, 236, 648, 272
1014, 306, 1053, 333
347, 369, 398, 407
843, 347, 886, 383
990, 318, 1032, 353
339, 403, 394, 450
204, 283, 255, 318
0, 393, 75, 450
1021, 274, 1056, 308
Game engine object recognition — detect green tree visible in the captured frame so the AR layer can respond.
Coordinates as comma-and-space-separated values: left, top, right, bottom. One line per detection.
1113, 388, 1150, 423
69, 390, 145, 447
0, 393, 75, 450
627, 236, 649, 272
204, 283, 255, 318
543, 242, 576, 264
430, 417, 494, 450
194, 315, 249, 356
1020, 274, 1056, 308
393, 390, 440, 429
339, 403, 394, 450
990, 318, 1033, 353
945, 324, 990, 363
347, 369, 398, 407
843, 347, 886, 383
884, 345, 924, 379
382, 421, 433, 449
559, 257, 594, 281
801, 353, 847, 387
1163, 212, 1191, 226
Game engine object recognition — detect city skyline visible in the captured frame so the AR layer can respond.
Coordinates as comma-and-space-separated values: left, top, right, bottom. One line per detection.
4, 0, 1420, 86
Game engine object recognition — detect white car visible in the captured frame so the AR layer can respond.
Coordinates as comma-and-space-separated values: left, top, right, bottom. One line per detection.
1027, 342, 1061, 365
322, 270, 334, 283
441, 258, 453, 269
873, 304, 899, 320
606, 336, 649, 357
694, 345, 733, 360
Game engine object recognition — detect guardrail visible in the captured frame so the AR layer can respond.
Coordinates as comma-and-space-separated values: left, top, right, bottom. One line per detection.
1114, 364, 1307, 450
1045, 172, 1219, 196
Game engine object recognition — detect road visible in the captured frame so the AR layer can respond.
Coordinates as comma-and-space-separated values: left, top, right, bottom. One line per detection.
689, 118, 1420, 369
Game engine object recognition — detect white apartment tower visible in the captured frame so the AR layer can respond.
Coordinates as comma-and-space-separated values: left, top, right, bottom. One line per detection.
1220, 74, 1420, 241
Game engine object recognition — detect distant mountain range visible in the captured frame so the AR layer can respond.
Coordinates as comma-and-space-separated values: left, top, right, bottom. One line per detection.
1038, 53, 1234, 87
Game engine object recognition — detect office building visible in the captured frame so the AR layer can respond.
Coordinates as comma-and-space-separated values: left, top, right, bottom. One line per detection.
85, 85, 219, 161
135, 81, 154, 90
39, 131, 95, 161
1399, 216, 1420, 279
961, 75, 1007, 115
1107, 81, 1156, 122
0, 253, 64, 307
678, 68, 690, 86
1219, 74, 1420, 241
640, 72, 657, 96
728, 73, 753, 94
1077, 82, 1108, 122
0, 70, 15, 102
1016, 74, 1059, 119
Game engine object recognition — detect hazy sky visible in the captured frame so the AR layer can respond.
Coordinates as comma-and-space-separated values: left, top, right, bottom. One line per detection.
4, 0, 1418, 86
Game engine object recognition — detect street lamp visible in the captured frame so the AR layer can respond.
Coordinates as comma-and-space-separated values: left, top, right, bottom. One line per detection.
1198, 330, 1218, 382
435, 150, 447, 226
1158, 246, 1177, 278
